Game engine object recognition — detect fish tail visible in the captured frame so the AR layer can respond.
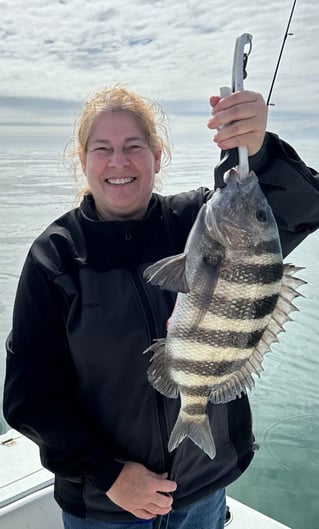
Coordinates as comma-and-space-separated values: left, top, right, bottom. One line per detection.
168, 412, 216, 460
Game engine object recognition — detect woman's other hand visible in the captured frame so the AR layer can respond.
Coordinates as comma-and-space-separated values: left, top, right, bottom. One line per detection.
106, 461, 177, 520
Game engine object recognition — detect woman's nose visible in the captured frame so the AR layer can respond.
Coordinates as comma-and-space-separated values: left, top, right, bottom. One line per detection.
108, 149, 130, 168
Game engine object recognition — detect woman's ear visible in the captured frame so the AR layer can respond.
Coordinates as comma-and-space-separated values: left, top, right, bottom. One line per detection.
154, 150, 162, 174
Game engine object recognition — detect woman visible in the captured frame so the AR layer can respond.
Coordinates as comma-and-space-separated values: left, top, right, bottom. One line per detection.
3, 85, 319, 529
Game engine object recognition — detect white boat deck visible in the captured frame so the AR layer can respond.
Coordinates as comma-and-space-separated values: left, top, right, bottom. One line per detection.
0, 429, 292, 529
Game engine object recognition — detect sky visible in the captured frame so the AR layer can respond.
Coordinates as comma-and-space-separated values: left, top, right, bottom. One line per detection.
0, 0, 318, 148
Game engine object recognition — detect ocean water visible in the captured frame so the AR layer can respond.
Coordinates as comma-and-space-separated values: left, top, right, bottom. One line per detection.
0, 141, 318, 529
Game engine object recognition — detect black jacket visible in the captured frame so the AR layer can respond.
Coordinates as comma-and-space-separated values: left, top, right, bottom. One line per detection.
3, 133, 319, 522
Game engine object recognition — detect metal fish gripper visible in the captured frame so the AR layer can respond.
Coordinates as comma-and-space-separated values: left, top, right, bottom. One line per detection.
214, 33, 253, 189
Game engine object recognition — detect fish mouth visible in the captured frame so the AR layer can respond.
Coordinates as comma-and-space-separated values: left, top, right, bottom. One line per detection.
105, 177, 137, 185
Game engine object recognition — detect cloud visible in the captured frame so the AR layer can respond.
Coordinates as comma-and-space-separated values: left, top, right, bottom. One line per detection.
0, 0, 318, 144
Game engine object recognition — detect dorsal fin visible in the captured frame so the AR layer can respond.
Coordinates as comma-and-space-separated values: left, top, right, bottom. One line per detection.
209, 263, 306, 404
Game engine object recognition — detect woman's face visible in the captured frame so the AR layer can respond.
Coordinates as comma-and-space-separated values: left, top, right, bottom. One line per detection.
81, 111, 162, 221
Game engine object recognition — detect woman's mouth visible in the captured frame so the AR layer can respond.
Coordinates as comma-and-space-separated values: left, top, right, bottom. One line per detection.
106, 177, 136, 185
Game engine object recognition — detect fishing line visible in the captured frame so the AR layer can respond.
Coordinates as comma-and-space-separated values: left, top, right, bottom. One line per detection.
266, 0, 297, 106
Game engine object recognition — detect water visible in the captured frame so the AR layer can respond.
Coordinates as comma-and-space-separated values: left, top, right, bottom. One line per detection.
0, 142, 318, 529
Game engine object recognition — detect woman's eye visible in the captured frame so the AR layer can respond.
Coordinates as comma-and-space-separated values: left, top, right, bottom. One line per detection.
90, 144, 145, 154
126, 144, 142, 151
94, 147, 112, 152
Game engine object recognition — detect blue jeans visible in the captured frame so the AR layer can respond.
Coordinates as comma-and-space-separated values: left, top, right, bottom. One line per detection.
62, 488, 226, 529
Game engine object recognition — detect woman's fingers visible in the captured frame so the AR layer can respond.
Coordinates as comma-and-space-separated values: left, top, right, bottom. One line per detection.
106, 462, 177, 519
208, 90, 268, 155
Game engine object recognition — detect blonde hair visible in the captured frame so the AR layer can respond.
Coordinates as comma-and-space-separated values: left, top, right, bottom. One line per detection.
64, 85, 172, 200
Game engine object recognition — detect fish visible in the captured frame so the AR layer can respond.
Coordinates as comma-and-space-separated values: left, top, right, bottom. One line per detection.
143, 167, 306, 460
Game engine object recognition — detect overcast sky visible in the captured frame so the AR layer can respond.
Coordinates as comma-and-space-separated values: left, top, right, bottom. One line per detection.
0, 0, 318, 148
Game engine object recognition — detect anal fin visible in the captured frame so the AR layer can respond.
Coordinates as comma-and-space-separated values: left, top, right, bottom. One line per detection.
144, 339, 179, 398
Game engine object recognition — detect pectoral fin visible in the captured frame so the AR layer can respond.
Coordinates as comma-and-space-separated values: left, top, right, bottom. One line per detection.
144, 253, 189, 293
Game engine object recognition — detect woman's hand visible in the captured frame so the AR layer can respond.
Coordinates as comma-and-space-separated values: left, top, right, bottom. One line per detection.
106, 461, 177, 520
207, 90, 268, 157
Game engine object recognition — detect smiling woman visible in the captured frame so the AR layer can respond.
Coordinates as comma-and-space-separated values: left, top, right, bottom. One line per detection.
81, 111, 162, 221
64, 85, 172, 205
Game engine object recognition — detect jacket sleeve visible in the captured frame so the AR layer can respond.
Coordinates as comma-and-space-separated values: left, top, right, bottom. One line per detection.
249, 132, 319, 257
3, 251, 122, 493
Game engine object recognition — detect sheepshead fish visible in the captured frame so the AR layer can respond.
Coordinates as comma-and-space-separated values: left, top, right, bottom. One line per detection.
143, 168, 306, 459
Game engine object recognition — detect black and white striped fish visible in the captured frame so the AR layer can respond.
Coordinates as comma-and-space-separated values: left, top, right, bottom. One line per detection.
143, 168, 306, 459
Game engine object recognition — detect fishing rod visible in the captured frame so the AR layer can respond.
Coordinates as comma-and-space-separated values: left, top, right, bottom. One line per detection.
267, 0, 297, 106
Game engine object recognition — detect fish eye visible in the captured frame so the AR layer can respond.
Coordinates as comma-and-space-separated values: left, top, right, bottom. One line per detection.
256, 209, 267, 222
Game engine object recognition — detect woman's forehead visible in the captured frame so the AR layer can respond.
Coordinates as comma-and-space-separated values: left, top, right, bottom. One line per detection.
89, 110, 146, 139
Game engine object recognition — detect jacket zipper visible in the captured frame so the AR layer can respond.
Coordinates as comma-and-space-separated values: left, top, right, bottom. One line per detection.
129, 267, 171, 473
129, 267, 158, 340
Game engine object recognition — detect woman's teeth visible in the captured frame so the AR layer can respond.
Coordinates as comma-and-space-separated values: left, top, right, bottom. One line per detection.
106, 177, 135, 185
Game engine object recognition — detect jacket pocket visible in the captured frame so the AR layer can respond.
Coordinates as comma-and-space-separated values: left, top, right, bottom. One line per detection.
83, 479, 124, 518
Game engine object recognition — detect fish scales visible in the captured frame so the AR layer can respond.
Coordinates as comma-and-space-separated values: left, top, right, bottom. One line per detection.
143, 168, 306, 459
184, 292, 279, 319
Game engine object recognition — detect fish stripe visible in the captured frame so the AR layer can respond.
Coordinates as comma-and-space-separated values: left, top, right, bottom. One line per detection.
186, 294, 278, 320
228, 250, 281, 265
213, 279, 282, 300
173, 327, 265, 348
182, 403, 206, 416
179, 384, 216, 397
199, 313, 269, 333
219, 262, 283, 284
170, 357, 248, 377
171, 369, 219, 387
251, 239, 281, 255
170, 368, 244, 387
181, 394, 207, 406
176, 281, 282, 317
169, 339, 253, 363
